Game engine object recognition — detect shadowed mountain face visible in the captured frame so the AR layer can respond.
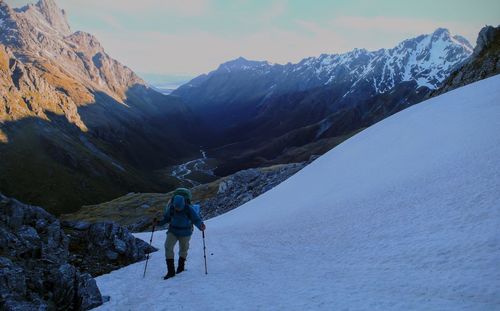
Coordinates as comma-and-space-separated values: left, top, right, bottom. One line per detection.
0, 0, 200, 214
173, 28, 473, 175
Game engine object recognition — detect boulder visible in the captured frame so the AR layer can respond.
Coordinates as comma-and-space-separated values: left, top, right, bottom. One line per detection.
0, 194, 103, 310
201, 163, 305, 219
63, 220, 157, 276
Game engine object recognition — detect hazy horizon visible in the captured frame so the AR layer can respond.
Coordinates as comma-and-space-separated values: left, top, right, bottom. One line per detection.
4, 0, 500, 78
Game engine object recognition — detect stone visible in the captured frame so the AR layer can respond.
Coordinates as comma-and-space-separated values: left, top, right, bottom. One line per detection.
17, 226, 40, 242
113, 238, 127, 254
0, 257, 27, 296
0, 194, 104, 310
62, 220, 91, 231
105, 250, 119, 261
50, 264, 77, 310
77, 272, 103, 310
35, 219, 48, 231
63, 220, 157, 276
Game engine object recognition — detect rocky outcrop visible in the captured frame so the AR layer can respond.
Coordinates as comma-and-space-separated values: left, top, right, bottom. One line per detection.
62, 220, 157, 277
474, 25, 499, 57
433, 25, 500, 96
0, 194, 103, 310
0, 0, 142, 105
0, 44, 86, 129
200, 163, 305, 219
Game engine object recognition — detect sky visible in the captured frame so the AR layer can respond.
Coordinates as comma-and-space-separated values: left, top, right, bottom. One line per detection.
5, 0, 500, 77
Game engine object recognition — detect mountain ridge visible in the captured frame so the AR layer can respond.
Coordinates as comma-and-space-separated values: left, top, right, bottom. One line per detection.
178, 27, 472, 102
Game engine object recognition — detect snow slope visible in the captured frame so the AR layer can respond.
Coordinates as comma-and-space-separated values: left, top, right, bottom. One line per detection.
95, 75, 500, 311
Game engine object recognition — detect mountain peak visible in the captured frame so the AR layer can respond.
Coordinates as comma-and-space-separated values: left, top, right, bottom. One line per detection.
34, 0, 70, 35
218, 56, 270, 72
430, 27, 452, 42
224, 56, 254, 66
427, 28, 473, 53
432, 27, 450, 36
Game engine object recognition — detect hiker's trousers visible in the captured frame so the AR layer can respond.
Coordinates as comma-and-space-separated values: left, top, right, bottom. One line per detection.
165, 232, 191, 260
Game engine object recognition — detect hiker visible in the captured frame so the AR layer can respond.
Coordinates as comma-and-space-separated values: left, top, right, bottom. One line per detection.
156, 188, 206, 280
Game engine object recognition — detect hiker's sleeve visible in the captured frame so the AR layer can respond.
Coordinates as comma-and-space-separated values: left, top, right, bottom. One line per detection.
188, 206, 203, 230
157, 204, 171, 226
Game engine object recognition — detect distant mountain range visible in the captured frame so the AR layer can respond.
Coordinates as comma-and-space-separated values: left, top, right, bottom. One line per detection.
177, 28, 471, 112
173, 28, 473, 175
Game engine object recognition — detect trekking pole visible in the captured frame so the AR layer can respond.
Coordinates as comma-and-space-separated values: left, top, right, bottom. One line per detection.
202, 230, 208, 275
143, 218, 157, 278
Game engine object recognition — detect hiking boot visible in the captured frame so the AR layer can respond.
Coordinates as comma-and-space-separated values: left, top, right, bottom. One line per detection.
163, 259, 175, 280
176, 257, 186, 274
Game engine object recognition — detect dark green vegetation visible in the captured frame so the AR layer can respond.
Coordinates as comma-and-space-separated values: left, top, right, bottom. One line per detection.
0, 89, 201, 215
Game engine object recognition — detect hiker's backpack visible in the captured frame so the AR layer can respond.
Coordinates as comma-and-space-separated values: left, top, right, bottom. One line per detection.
167, 188, 201, 218
173, 188, 192, 203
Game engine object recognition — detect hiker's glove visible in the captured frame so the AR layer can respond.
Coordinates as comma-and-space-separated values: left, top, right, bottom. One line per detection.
200, 223, 206, 231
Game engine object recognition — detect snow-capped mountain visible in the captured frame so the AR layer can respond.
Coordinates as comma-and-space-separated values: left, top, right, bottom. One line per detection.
435, 25, 500, 96
298, 28, 473, 92
175, 28, 472, 106
96, 74, 500, 311
173, 28, 473, 176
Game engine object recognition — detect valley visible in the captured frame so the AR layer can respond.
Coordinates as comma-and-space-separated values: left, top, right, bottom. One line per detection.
0, 0, 499, 310
173, 28, 473, 175
166, 150, 218, 187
